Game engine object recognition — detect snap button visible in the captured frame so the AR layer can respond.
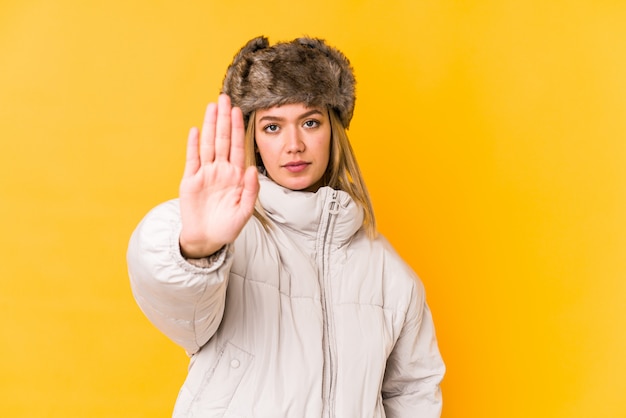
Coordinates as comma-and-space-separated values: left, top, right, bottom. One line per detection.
230, 359, 240, 369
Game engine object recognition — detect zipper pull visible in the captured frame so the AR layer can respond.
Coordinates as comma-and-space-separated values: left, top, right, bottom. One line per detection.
328, 191, 340, 215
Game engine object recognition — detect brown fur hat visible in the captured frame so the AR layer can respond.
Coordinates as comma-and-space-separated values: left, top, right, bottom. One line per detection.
221, 36, 356, 129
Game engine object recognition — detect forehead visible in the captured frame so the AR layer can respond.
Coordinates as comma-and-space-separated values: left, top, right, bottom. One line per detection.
255, 103, 327, 120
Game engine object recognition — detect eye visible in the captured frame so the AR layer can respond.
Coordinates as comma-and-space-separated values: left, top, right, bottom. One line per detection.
263, 124, 280, 133
303, 119, 320, 129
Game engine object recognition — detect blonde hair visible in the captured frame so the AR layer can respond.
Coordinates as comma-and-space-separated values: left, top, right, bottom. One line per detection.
245, 108, 377, 239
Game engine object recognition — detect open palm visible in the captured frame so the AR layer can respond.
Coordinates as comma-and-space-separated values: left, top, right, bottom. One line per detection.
179, 95, 259, 258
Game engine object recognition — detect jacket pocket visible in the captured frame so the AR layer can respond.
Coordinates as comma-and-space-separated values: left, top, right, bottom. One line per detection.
187, 341, 253, 417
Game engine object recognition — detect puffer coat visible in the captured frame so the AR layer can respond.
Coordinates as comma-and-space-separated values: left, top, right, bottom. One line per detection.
127, 175, 445, 417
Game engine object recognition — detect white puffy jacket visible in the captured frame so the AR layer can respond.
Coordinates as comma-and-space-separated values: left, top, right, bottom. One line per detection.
127, 175, 445, 417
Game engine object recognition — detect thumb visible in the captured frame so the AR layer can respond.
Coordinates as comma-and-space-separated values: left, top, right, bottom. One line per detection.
240, 166, 260, 215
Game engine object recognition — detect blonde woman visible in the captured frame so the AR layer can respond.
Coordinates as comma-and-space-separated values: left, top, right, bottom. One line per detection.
128, 36, 444, 417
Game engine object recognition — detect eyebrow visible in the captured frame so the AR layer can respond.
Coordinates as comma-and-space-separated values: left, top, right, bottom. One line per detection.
258, 109, 324, 123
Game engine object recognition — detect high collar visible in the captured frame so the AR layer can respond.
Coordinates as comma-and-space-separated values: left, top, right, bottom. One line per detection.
257, 174, 364, 245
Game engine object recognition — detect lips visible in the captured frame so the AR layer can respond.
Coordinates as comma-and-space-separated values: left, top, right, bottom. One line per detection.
283, 161, 310, 173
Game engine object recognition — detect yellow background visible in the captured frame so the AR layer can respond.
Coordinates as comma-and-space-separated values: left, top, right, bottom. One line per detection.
1, 1, 625, 417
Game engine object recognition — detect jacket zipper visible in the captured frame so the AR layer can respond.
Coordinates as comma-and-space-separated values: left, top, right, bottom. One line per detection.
320, 190, 339, 417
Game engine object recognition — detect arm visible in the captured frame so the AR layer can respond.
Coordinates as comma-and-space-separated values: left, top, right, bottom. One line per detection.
127, 200, 233, 355
127, 95, 259, 355
382, 280, 446, 417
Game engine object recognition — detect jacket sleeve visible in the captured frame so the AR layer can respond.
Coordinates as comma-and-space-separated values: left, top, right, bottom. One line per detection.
382, 279, 445, 417
126, 199, 234, 355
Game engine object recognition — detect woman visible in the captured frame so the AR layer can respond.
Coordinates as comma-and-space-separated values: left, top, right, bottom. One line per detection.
128, 36, 445, 417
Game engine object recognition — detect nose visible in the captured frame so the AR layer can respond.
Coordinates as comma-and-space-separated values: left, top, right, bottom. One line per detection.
285, 127, 305, 153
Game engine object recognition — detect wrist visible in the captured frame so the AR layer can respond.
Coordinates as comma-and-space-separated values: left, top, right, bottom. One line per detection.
179, 235, 224, 259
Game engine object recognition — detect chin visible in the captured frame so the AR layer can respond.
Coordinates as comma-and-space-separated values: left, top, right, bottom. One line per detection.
279, 178, 317, 192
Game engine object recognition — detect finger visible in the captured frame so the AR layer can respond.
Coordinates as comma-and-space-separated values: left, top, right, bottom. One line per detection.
200, 102, 217, 164
214, 94, 232, 161
183, 127, 200, 178
239, 166, 260, 216
229, 106, 246, 169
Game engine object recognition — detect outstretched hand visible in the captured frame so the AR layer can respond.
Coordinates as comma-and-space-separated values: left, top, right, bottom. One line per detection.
179, 94, 259, 258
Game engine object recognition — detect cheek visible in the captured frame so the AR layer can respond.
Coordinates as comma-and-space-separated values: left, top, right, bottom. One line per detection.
320, 133, 332, 162
255, 141, 278, 166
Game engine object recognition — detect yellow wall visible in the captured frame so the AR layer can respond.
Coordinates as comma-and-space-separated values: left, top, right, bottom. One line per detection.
1, 1, 625, 416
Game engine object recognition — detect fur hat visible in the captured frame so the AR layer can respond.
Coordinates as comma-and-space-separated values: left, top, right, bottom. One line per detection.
221, 36, 356, 129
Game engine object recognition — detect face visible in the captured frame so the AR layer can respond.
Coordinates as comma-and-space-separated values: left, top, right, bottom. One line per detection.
254, 103, 331, 192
